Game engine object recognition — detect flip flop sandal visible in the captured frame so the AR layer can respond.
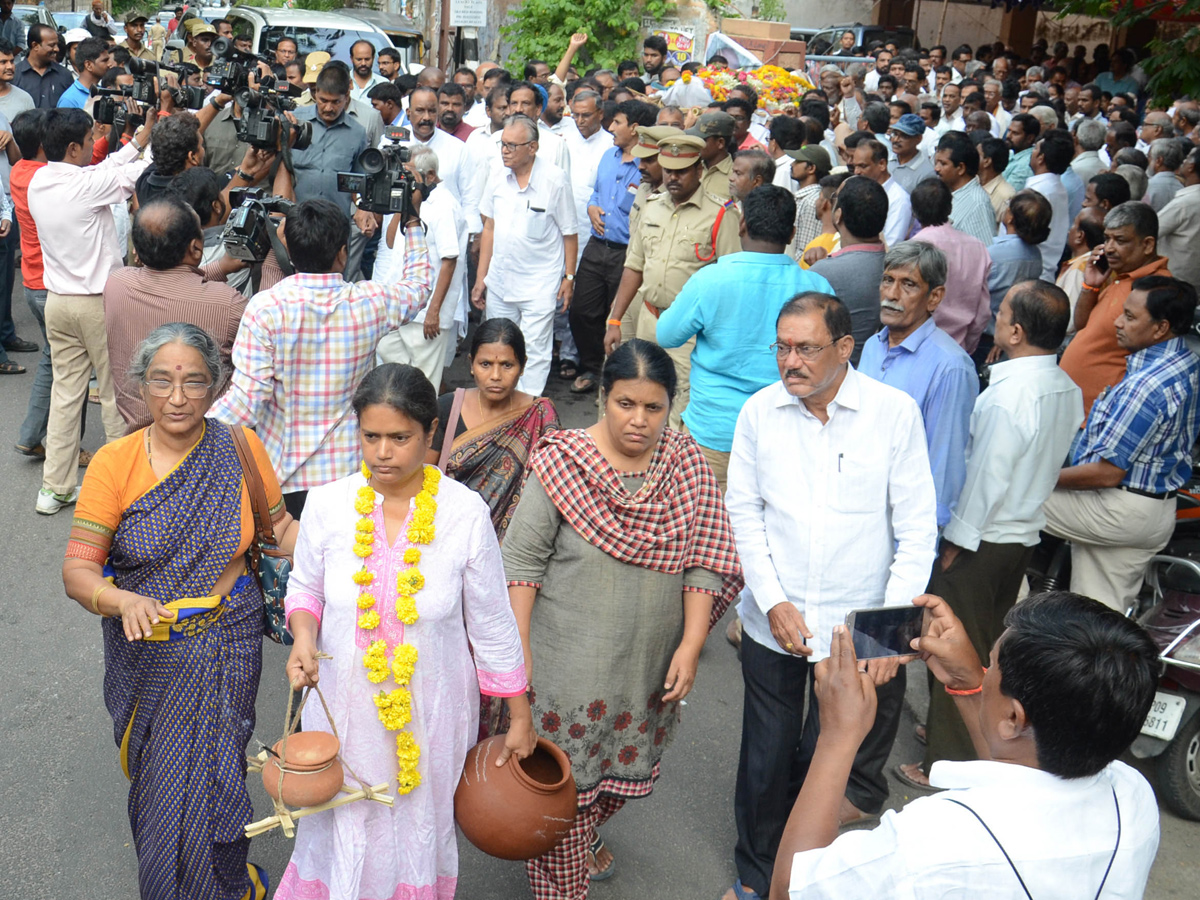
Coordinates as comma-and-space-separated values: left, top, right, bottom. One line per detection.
892, 762, 935, 791
0, 361, 26, 374
587, 833, 615, 882
559, 361, 579, 380
570, 374, 598, 393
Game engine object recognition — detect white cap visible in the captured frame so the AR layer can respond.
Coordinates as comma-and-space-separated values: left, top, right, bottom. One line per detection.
63, 28, 92, 45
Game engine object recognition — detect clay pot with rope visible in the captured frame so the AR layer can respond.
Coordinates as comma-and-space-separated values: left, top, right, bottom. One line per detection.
261, 731, 344, 808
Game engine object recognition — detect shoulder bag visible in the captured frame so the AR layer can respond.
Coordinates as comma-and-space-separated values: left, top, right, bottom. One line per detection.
228, 424, 294, 645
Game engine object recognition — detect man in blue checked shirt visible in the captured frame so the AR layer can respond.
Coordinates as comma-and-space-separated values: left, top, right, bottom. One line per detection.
1043, 275, 1200, 612
566, 100, 658, 394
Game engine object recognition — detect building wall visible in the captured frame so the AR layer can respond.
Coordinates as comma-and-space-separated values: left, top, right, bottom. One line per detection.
783, 0, 877, 31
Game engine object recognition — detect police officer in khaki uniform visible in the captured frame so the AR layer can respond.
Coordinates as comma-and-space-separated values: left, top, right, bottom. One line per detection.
605, 133, 741, 428
687, 110, 735, 200
118, 11, 157, 63
617, 124, 679, 342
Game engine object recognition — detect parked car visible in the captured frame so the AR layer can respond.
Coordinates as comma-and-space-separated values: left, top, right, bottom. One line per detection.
221, 7, 393, 66
341, 8, 424, 70
51, 11, 86, 33
12, 4, 58, 43
804, 23, 918, 56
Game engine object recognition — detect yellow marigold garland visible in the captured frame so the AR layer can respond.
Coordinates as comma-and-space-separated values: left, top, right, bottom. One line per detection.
353, 464, 441, 794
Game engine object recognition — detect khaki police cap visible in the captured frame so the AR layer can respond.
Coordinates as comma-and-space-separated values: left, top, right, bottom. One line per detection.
685, 111, 735, 140
632, 125, 683, 159
656, 134, 705, 170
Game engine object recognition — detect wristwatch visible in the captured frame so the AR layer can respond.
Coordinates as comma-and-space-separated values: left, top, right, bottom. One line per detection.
233, 168, 252, 181
564, 273, 575, 281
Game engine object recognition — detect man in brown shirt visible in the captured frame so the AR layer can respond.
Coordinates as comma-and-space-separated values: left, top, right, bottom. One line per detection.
1060, 202, 1169, 415
104, 196, 247, 431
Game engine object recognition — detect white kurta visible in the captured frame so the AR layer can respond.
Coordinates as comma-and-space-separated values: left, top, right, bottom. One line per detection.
276, 473, 527, 900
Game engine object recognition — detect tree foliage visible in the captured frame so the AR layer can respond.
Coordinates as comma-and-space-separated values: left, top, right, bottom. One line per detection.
1055, 0, 1200, 103
502, 0, 721, 72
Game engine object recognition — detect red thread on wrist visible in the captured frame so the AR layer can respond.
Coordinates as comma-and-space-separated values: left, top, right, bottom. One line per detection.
945, 667, 987, 696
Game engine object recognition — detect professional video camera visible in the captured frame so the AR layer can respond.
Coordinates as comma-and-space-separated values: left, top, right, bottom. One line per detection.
205, 35, 257, 95
336, 126, 423, 221
221, 187, 295, 264
93, 87, 145, 133
235, 75, 311, 151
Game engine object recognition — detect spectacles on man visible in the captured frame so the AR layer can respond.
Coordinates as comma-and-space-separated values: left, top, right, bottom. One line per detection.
143, 380, 213, 399
500, 140, 534, 153
769, 339, 842, 360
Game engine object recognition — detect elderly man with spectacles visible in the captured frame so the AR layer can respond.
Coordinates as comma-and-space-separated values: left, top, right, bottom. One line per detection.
724, 291, 937, 900
471, 113, 577, 395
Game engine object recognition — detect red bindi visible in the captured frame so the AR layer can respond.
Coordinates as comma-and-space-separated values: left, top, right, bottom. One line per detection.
175, 365, 182, 370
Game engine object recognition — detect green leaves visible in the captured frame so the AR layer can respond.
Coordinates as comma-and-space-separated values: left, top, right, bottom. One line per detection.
501, 0, 677, 71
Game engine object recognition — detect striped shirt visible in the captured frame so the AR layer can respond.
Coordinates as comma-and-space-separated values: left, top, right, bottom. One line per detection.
1074, 336, 1200, 494
104, 264, 249, 432
949, 177, 997, 246
211, 228, 433, 493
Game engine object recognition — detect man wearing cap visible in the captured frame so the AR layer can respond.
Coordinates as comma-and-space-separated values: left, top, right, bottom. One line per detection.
471, 113, 577, 395
787, 145, 831, 259
888, 113, 937, 192
567, 101, 656, 394
688, 110, 735, 200
13, 24, 72, 109
61, 29, 92, 74
604, 133, 741, 428
177, 19, 216, 71
119, 11, 156, 63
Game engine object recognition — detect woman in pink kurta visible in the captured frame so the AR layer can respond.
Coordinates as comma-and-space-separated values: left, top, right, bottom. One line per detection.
276, 364, 532, 900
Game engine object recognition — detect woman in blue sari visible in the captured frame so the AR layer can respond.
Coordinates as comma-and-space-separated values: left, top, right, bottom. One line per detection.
62, 323, 298, 900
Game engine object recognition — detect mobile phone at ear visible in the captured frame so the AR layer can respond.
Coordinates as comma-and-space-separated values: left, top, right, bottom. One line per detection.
844, 606, 926, 660
1094, 250, 1109, 273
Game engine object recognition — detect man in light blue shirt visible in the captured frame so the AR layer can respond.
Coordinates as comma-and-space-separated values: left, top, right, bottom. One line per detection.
858, 241, 978, 527
1001, 113, 1039, 191
55, 37, 110, 109
658, 184, 831, 488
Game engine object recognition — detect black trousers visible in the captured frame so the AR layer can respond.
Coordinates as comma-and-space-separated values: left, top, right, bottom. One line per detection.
734, 633, 907, 897
569, 238, 627, 377
923, 541, 1032, 769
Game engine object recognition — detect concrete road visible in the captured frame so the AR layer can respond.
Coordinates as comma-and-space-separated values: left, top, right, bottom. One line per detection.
0, 295, 1194, 899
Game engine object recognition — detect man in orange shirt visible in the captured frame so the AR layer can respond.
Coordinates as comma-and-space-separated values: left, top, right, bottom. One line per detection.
1060, 202, 1169, 415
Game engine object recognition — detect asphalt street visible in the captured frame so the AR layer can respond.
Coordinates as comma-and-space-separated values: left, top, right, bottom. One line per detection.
0, 287, 1194, 899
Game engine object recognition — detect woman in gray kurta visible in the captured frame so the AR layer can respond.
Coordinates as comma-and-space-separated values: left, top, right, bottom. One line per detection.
501, 340, 743, 900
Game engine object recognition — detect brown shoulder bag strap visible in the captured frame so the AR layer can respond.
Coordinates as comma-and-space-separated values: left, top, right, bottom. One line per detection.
228, 424, 275, 546
436, 388, 467, 473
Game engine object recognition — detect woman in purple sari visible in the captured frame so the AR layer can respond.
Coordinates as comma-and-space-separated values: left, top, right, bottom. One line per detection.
426, 319, 559, 542
62, 324, 298, 900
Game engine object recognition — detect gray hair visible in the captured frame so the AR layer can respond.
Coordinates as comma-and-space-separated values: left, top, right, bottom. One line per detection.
1104, 199, 1158, 238
127, 322, 223, 388
964, 60, 985, 78
502, 113, 539, 142
1115, 164, 1150, 203
1149, 138, 1185, 171
571, 89, 601, 107
820, 64, 843, 77
883, 240, 948, 290
408, 144, 439, 179
1075, 117, 1106, 151
846, 62, 867, 83
1028, 105, 1059, 134
1026, 66, 1045, 81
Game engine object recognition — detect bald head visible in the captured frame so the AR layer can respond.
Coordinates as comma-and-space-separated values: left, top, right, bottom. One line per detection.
417, 66, 445, 89
132, 197, 203, 270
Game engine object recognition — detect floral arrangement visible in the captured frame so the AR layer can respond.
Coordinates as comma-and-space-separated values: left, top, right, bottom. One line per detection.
354, 461, 442, 795
687, 64, 815, 113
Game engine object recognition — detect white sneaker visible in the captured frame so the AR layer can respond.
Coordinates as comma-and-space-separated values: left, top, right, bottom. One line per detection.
36, 486, 80, 515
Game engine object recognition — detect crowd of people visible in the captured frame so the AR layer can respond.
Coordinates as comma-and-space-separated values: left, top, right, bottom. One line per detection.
0, 7, 1188, 899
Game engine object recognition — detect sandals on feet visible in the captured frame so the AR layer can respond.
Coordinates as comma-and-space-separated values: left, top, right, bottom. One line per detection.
570, 373, 598, 393
587, 833, 615, 882
893, 761, 934, 790
0, 360, 26, 374
559, 360, 579, 380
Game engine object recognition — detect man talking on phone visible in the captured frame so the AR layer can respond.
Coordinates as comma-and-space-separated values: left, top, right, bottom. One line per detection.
723, 292, 937, 900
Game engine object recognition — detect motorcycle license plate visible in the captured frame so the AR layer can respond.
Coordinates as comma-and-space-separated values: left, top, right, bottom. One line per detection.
1140, 692, 1187, 741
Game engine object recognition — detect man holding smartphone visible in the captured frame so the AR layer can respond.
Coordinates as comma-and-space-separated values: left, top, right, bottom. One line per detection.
724, 292, 937, 900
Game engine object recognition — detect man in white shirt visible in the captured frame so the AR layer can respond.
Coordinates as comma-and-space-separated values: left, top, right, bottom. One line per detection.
725, 292, 937, 900
562, 89, 614, 261
770, 591, 1160, 900
376, 146, 465, 387
30, 106, 153, 514
940, 83, 966, 132
1025, 130, 1074, 281
852, 138, 912, 247
471, 115, 577, 395
1157, 145, 1200, 292
348, 39, 389, 103
402, 85, 478, 238
896, 281, 1083, 788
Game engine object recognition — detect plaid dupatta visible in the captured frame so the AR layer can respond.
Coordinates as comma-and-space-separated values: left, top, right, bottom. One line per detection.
528, 428, 744, 628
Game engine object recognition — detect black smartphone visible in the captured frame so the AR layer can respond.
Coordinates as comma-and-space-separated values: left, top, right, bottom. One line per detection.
1094, 250, 1109, 273
844, 606, 926, 660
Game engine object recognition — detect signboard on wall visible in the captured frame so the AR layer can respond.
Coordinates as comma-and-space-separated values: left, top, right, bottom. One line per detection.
642, 16, 695, 66
450, 0, 486, 29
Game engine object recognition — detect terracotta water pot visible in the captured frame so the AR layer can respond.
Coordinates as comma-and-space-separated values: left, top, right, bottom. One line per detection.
262, 732, 344, 807
454, 735, 578, 860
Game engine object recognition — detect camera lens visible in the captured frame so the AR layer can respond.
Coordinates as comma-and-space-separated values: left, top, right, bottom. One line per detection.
359, 148, 385, 175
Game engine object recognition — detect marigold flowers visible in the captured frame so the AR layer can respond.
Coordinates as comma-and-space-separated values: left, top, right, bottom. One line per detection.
353, 569, 375, 586
396, 732, 421, 795
403, 548, 421, 565
363, 640, 389, 683
396, 594, 419, 626
358, 610, 381, 630
374, 687, 413, 730
391, 644, 418, 685
397, 568, 425, 595
357, 592, 376, 610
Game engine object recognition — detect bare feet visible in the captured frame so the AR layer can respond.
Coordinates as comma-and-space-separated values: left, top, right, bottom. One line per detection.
895, 761, 932, 788
837, 796, 879, 827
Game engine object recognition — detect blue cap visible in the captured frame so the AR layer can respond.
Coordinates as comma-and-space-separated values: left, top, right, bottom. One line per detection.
890, 113, 926, 137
